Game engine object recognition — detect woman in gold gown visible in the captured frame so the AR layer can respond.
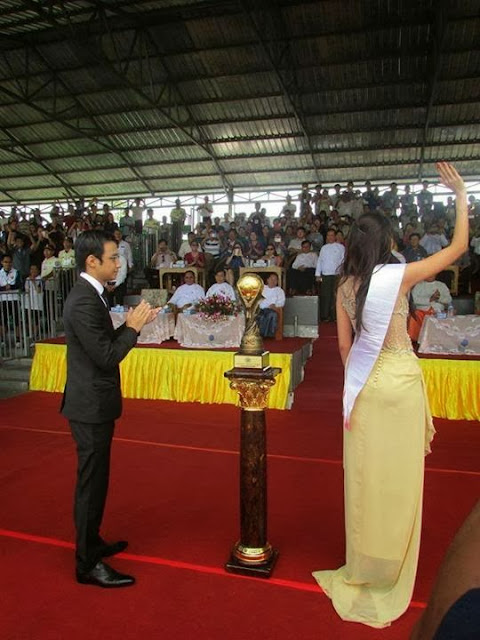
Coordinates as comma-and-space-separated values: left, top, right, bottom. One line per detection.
313, 163, 468, 628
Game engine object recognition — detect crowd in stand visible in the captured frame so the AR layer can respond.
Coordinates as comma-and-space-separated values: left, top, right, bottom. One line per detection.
1, 180, 480, 341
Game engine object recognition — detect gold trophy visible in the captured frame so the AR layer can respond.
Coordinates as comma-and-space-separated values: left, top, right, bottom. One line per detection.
224, 273, 280, 577
234, 273, 270, 370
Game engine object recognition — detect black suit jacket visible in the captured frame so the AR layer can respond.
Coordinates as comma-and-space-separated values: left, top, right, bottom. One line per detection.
61, 276, 137, 423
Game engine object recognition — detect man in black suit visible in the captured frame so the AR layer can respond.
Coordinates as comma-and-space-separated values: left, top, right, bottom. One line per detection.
62, 230, 157, 588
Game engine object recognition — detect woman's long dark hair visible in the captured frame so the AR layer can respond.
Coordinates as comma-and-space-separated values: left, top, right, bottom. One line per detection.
339, 211, 396, 334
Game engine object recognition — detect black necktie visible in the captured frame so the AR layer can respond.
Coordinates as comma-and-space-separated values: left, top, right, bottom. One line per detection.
101, 289, 109, 308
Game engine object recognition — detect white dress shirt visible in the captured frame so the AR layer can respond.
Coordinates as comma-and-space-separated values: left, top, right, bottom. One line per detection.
292, 252, 318, 270
412, 280, 452, 313
315, 242, 345, 276
419, 233, 449, 255
80, 272, 108, 306
114, 254, 128, 287
260, 285, 286, 309
118, 239, 133, 268
205, 282, 236, 300
169, 283, 205, 308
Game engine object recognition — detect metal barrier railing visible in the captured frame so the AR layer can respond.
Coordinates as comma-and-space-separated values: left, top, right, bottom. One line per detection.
0, 267, 78, 361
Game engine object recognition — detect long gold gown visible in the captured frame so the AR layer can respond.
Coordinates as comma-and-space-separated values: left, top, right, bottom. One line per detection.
313, 283, 435, 628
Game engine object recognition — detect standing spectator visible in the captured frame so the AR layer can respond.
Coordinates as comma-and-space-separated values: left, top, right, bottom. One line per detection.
400, 185, 416, 220
11, 236, 30, 285
143, 208, 160, 235
315, 229, 345, 321
417, 180, 434, 217
103, 212, 118, 234
40, 245, 57, 280
59, 237, 76, 268
130, 197, 146, 234
24, 264, 43, 341
196, 196, 213, 222
106, 253, 128, 308
170, 198, 186, 253
113, 229, 133, 271
280, 194, 297, 218
382, 182, 400, 214
119, 207, 135, 239
0, 254, 22, 345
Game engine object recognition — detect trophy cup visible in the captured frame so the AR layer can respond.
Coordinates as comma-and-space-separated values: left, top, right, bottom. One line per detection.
224, 273, 280, 577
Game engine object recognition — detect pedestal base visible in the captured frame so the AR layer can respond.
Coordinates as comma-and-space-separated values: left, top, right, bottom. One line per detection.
225, 548, 279, 578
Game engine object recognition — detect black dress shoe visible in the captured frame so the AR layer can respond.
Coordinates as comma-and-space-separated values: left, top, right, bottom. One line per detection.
76, 561, 135, 588
101, 540, 128, 558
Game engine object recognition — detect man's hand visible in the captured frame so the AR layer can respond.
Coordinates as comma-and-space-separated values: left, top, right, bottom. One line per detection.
125, 300, 156, 333
316, 276, 322, 282
430, 289, 440, 302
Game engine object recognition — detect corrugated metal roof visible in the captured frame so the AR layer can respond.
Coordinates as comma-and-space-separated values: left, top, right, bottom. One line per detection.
0, 0, 477, 201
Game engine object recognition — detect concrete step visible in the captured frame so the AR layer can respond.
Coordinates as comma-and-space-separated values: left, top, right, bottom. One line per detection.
0, 368, 30, 382
0, 379, 29, 398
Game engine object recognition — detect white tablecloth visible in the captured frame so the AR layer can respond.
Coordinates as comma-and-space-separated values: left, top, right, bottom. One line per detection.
418, 315, 480, 355
110, 311, 175, 345
174, 313, 245, 348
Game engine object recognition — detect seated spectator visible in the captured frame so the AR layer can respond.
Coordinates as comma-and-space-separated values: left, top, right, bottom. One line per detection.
261, 243, 283, 267
308, 218, 325, 252
150, 239, 176, 269
420, 224, 449, 255
287, 226, 307, 255
289, 240, 318, 295
246, 231, 264, 260
205, 268, 236, 300
257, 273, 285, 338
40, 245, 57, 280
58, 237, 76, 268
178, 232, 201, 259
402, 232, 428, 263
225, 243, 246, 284
315, 229, 345, 322
412, 274, 452, 314
271, 233, 287, 259
203, 230, 222, 260
168, 270, 205, 311
184, 241, 206, 268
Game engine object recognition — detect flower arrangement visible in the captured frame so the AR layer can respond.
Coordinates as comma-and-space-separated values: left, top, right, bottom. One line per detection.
196, 294, 240, 322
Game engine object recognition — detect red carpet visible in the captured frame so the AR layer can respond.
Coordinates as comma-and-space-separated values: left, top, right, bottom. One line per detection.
1, 323, 479, 639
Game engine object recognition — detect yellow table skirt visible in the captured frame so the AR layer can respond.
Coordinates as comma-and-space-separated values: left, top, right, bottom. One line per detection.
29, 343, 292, 410
419, 358, 480, 421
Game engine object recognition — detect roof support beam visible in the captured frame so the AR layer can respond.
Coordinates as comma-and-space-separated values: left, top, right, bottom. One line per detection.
239, 0, 321, 182
418, 1, 448, 179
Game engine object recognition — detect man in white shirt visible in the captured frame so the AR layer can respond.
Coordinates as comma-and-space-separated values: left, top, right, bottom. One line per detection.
130, 197, 146, 234
106, 253, 128, 308
113, 229, 133, 270
257, 273, 285, 338
118, 208, 135, 239
289, 240, 318, 294
168, 270, 205, 311
315, 229, 346, 322
206, 269, 236, 300
419, 224, 449, 255
412, 275, 452, 314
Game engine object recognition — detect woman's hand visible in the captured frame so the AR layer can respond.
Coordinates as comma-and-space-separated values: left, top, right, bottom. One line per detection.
436, 162, 466, 195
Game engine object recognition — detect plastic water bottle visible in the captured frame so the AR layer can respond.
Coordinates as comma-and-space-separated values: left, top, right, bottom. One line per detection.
447, 303, 455, 318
